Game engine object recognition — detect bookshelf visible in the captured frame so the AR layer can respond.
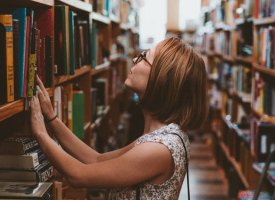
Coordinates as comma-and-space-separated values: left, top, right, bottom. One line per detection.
198, 0, 275, 198
0, 0, 140, 199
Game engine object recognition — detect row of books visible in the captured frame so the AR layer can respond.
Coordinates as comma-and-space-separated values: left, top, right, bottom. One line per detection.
91, 23, 109, 67
93, 0, 110, 17
54, 85, 85, 139
256, 26, 275, 69
252, 72, 275, 117
0, 8, 53, 104
254, 0, 275, 19
214, 31, 234, 56
55, 5, 90, 75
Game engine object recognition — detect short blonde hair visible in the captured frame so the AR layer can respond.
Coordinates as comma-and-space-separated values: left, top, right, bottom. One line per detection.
140, 37, 208, 131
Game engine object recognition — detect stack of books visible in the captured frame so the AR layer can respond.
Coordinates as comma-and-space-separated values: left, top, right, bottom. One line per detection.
0, 136, 54, 199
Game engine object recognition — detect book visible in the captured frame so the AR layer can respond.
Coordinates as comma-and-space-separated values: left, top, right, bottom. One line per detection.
13, 19, 20, 100
0, 22, 7, 104
12, 8, 27, 97
0, 136, 39, 155
54, 5, 69, 75
27, 22, 38, 97
0, 159, 54, 182
0, 14, 14, 103
72, 90, 84, 139
0, 181, 52, 199
0, 153, 39, 170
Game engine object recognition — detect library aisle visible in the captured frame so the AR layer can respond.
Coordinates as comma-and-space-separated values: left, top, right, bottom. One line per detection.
179, 134, 229, 200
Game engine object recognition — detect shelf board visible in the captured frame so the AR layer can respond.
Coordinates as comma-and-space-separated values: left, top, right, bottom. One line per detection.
0, 0, 54, 7
253, 63, 275, 77
254, 17, 275, 26
235, 17, 253, 26
219, 141, 250, 189
0, 88, 53, 122
235, 56, 253, 65
120, 23, 131, 31
92, 12, 110, 24
54, 66, 91, 86
91, 62, 110, 76
110, 15, 120, 24
57, 0, 92, 13
251, 108, 275, 123
110, 53, 121, 62
215, 22, 235, 31
222, 54, 235, 63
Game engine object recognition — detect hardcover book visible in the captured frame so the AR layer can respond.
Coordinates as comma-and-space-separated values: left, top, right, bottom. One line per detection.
0, 181, 52, 199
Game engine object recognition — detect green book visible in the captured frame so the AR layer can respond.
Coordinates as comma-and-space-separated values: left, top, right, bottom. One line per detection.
72, 90, 84, 139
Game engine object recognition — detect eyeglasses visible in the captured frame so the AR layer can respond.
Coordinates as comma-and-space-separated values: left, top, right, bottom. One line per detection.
132, 50, 152, 66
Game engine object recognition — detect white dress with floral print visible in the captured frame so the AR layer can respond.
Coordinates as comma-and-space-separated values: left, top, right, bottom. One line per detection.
108, 123, 190, 200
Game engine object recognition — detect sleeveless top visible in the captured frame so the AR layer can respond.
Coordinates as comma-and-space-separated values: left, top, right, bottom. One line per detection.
108, 123, 190, 200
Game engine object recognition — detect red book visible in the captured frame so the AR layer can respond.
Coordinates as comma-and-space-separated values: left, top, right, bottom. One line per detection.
35, 9, 53, 85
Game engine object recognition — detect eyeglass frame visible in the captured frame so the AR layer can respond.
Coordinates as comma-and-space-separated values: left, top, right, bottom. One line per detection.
132, 50, 152, 66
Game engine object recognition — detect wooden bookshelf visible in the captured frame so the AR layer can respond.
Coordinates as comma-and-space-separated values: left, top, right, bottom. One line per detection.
251, 108, 275, 124
91, 62, 110, 76
120, 23, 131, 31
91, 12, 111, 24
235, 17, 253, 26
0, 0, 139, 198
110, 54, 122, 62
110, 15, 120, 24
235, 56, 253, 65
219, 141, 250, 189
254, 17, 275, 26
222, 54, 235, 63
215, 22, 235, 31
253, 63, 275, 78
0, 0, 54, 7
0, 88, 53, 123
57, 0, 92, 12
54, 66, 91, 86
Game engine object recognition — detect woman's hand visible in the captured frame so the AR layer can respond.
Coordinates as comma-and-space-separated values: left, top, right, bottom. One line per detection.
36, 76, 55, 121
30, 96, 48, 137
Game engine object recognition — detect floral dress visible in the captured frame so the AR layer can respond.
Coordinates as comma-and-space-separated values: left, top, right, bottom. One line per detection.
108, 123, 190, 200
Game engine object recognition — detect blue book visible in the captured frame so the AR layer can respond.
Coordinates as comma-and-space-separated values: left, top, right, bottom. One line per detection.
13, 8, 27, 97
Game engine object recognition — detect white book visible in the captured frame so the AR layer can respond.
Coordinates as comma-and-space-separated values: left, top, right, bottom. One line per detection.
0, 153, 39, 170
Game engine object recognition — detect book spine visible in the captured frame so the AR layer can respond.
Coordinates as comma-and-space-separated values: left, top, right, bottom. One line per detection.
13, 19, 20, 100
0, 15, 14, 102
27, 24, 38, 97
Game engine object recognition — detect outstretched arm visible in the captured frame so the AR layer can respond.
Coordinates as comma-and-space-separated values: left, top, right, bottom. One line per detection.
30, 96, 173, 188
36, 76, 135, 163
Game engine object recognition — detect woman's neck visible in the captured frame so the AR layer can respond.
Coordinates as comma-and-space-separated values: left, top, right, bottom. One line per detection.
142, 110, 167, 134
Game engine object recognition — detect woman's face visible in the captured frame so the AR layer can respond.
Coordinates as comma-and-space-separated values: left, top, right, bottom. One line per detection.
124, 46, 156, 97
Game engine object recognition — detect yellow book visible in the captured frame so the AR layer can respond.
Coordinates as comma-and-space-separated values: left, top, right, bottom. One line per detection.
0, 15, 14, 102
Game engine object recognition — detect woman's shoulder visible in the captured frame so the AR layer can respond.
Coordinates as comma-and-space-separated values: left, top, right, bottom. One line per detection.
135, 123, 190, 151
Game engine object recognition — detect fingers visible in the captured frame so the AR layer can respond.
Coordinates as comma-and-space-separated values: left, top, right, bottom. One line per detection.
36, 75, 47, 95
30, 96, 42, 113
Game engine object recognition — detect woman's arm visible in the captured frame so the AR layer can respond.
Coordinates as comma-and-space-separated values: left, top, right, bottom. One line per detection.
30, 97, 172, 188
36, 76, 134, 163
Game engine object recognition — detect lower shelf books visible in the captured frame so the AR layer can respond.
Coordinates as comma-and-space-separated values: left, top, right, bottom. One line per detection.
253, 162, 275, 186
238, 190, 272, 200
0, 181, 52, 199
0, 159, 54, 182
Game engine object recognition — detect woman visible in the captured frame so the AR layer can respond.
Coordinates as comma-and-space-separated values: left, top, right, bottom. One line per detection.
30, 37, 208, 199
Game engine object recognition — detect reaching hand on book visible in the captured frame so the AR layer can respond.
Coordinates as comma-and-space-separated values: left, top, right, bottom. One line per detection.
36, 75, 55, 121
30, 96, 48, 137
